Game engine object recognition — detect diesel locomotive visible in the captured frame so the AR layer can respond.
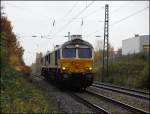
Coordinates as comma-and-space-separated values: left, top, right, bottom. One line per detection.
41, 35, 94, 89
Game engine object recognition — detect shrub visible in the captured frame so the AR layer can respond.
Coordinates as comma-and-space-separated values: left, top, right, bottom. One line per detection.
95, 53, 149, 90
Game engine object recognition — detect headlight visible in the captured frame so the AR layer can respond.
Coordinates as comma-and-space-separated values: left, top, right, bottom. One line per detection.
62, 67, 66, 70
85, 67, 92, 71
89, 67, 92, 70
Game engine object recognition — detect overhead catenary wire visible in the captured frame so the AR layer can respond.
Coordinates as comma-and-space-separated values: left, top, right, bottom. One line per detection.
79, 3, 128, 37
6, 2, 103, 37
110, 6, 149, 27
7, 2, 78, 26
52, 1, 95, 36
51, 1, 79, 26
62, 1, 79, 20
79, 4, 125, 36
17, 34, 52, 40
7, 1, 93, 37
71, 2, 131, 32
82, 3, 131, 37
6, 3, 49, 21
77, 6, 104, 19
64, 3, 130, 22
79, 6, 104, 31
110, 2, 131, 15
5, 2, 149, 39
6, 2, 75, 24
51, 1, 79, 28
84, 6, 149, 37
78, 3, 132, 36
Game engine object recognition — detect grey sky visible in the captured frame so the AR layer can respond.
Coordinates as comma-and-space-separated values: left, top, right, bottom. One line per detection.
2, 1, 149, 66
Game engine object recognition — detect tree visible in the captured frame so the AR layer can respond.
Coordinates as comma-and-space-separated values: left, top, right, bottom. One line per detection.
94, 39, 115, 82
1, 6, 25, 67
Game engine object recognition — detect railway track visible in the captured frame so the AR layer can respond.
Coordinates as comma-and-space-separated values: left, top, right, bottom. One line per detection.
72, 90, 149, 114
30, 73, 109, 113
30, 73, 149, 113
86, 89, 149, 114
30, 73, 43, 79
71, 93, 110, 114
30, 73, 41, 77
92, 83, 150, 100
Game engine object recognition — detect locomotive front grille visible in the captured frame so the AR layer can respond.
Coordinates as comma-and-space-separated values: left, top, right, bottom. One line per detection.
60, 59, 93, 73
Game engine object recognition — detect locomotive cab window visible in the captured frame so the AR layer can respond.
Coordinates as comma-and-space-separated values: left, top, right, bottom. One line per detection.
55, 50, 60, 65
62, 48, 76, 58
78, 48, 92, 58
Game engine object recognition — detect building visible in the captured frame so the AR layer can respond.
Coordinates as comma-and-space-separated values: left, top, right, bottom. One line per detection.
35, 52, 43, 73
122, 35, 150, 55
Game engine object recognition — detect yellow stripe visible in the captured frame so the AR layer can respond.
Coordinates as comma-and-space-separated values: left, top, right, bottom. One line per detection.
60, 59, 93, 73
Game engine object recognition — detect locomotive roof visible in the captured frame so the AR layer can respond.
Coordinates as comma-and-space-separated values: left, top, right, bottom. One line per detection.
61, 38, 93, 48
44, 39, 93, 56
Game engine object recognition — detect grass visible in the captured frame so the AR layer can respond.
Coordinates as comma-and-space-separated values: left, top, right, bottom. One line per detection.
1, 65, 59, 113
1, 32, 59, 113
94, 52, 149, 90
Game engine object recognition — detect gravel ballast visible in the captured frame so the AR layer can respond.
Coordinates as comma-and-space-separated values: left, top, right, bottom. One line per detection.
88, 86, 150, 112
31, 76, 93, 113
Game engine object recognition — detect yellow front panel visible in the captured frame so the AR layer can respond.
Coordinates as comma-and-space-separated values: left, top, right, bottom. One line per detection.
60, 59, 93, 73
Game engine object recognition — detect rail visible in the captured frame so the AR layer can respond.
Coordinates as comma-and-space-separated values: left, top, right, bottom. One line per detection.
86, 89, 149, 114
92, 83, 150, 100
71, 93, 110, 114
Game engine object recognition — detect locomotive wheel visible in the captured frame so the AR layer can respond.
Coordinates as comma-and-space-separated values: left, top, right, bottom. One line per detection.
82, 87, 86, 91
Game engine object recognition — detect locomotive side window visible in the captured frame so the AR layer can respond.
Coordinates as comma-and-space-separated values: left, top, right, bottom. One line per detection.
78, 48, 92, 58
46, 55, 48, 61
62, 48, 76, 58
55, 51, 57, 65
55, 50, 60, 65
57, 50, 60, 59
48, 54, 50, 64
45, 56, 47, 65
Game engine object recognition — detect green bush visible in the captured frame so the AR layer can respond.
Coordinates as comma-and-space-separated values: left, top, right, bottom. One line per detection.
96, 53, 149, 90
136, 63, 150, 89
1, 65, 58, 113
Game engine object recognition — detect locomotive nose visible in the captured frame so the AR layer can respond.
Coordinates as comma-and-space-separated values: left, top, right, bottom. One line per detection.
60, 59, 93, 73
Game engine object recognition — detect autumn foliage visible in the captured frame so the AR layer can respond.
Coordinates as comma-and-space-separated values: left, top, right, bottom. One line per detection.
1, 7, 54, 113
1, 11, 30, 72
19, 65, 31, 74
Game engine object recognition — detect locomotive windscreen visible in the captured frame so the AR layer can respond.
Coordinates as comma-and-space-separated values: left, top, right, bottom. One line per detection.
62, 48, 76, 58
78, 48, 92, 58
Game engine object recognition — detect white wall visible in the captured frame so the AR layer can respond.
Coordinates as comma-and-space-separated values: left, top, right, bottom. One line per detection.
122, 37, 140, 55
140, 35, 150, 51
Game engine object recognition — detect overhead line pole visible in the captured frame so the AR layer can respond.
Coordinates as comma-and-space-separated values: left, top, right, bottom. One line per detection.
84, 6, 149, 38
102, 4, 109, 82
64, 32, 71, 41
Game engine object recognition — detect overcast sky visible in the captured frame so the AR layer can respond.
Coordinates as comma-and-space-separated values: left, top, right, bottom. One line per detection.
2, 1, 149, 66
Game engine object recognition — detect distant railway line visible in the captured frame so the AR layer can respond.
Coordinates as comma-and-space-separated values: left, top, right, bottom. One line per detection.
92, 83, 150, 100
86, 89, 149, 114
72, 90, 149, 114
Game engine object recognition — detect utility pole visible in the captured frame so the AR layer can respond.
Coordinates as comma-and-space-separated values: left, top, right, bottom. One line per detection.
68, 32, 70, 40
102, 4, 109, 82
64, 32, 71, 41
